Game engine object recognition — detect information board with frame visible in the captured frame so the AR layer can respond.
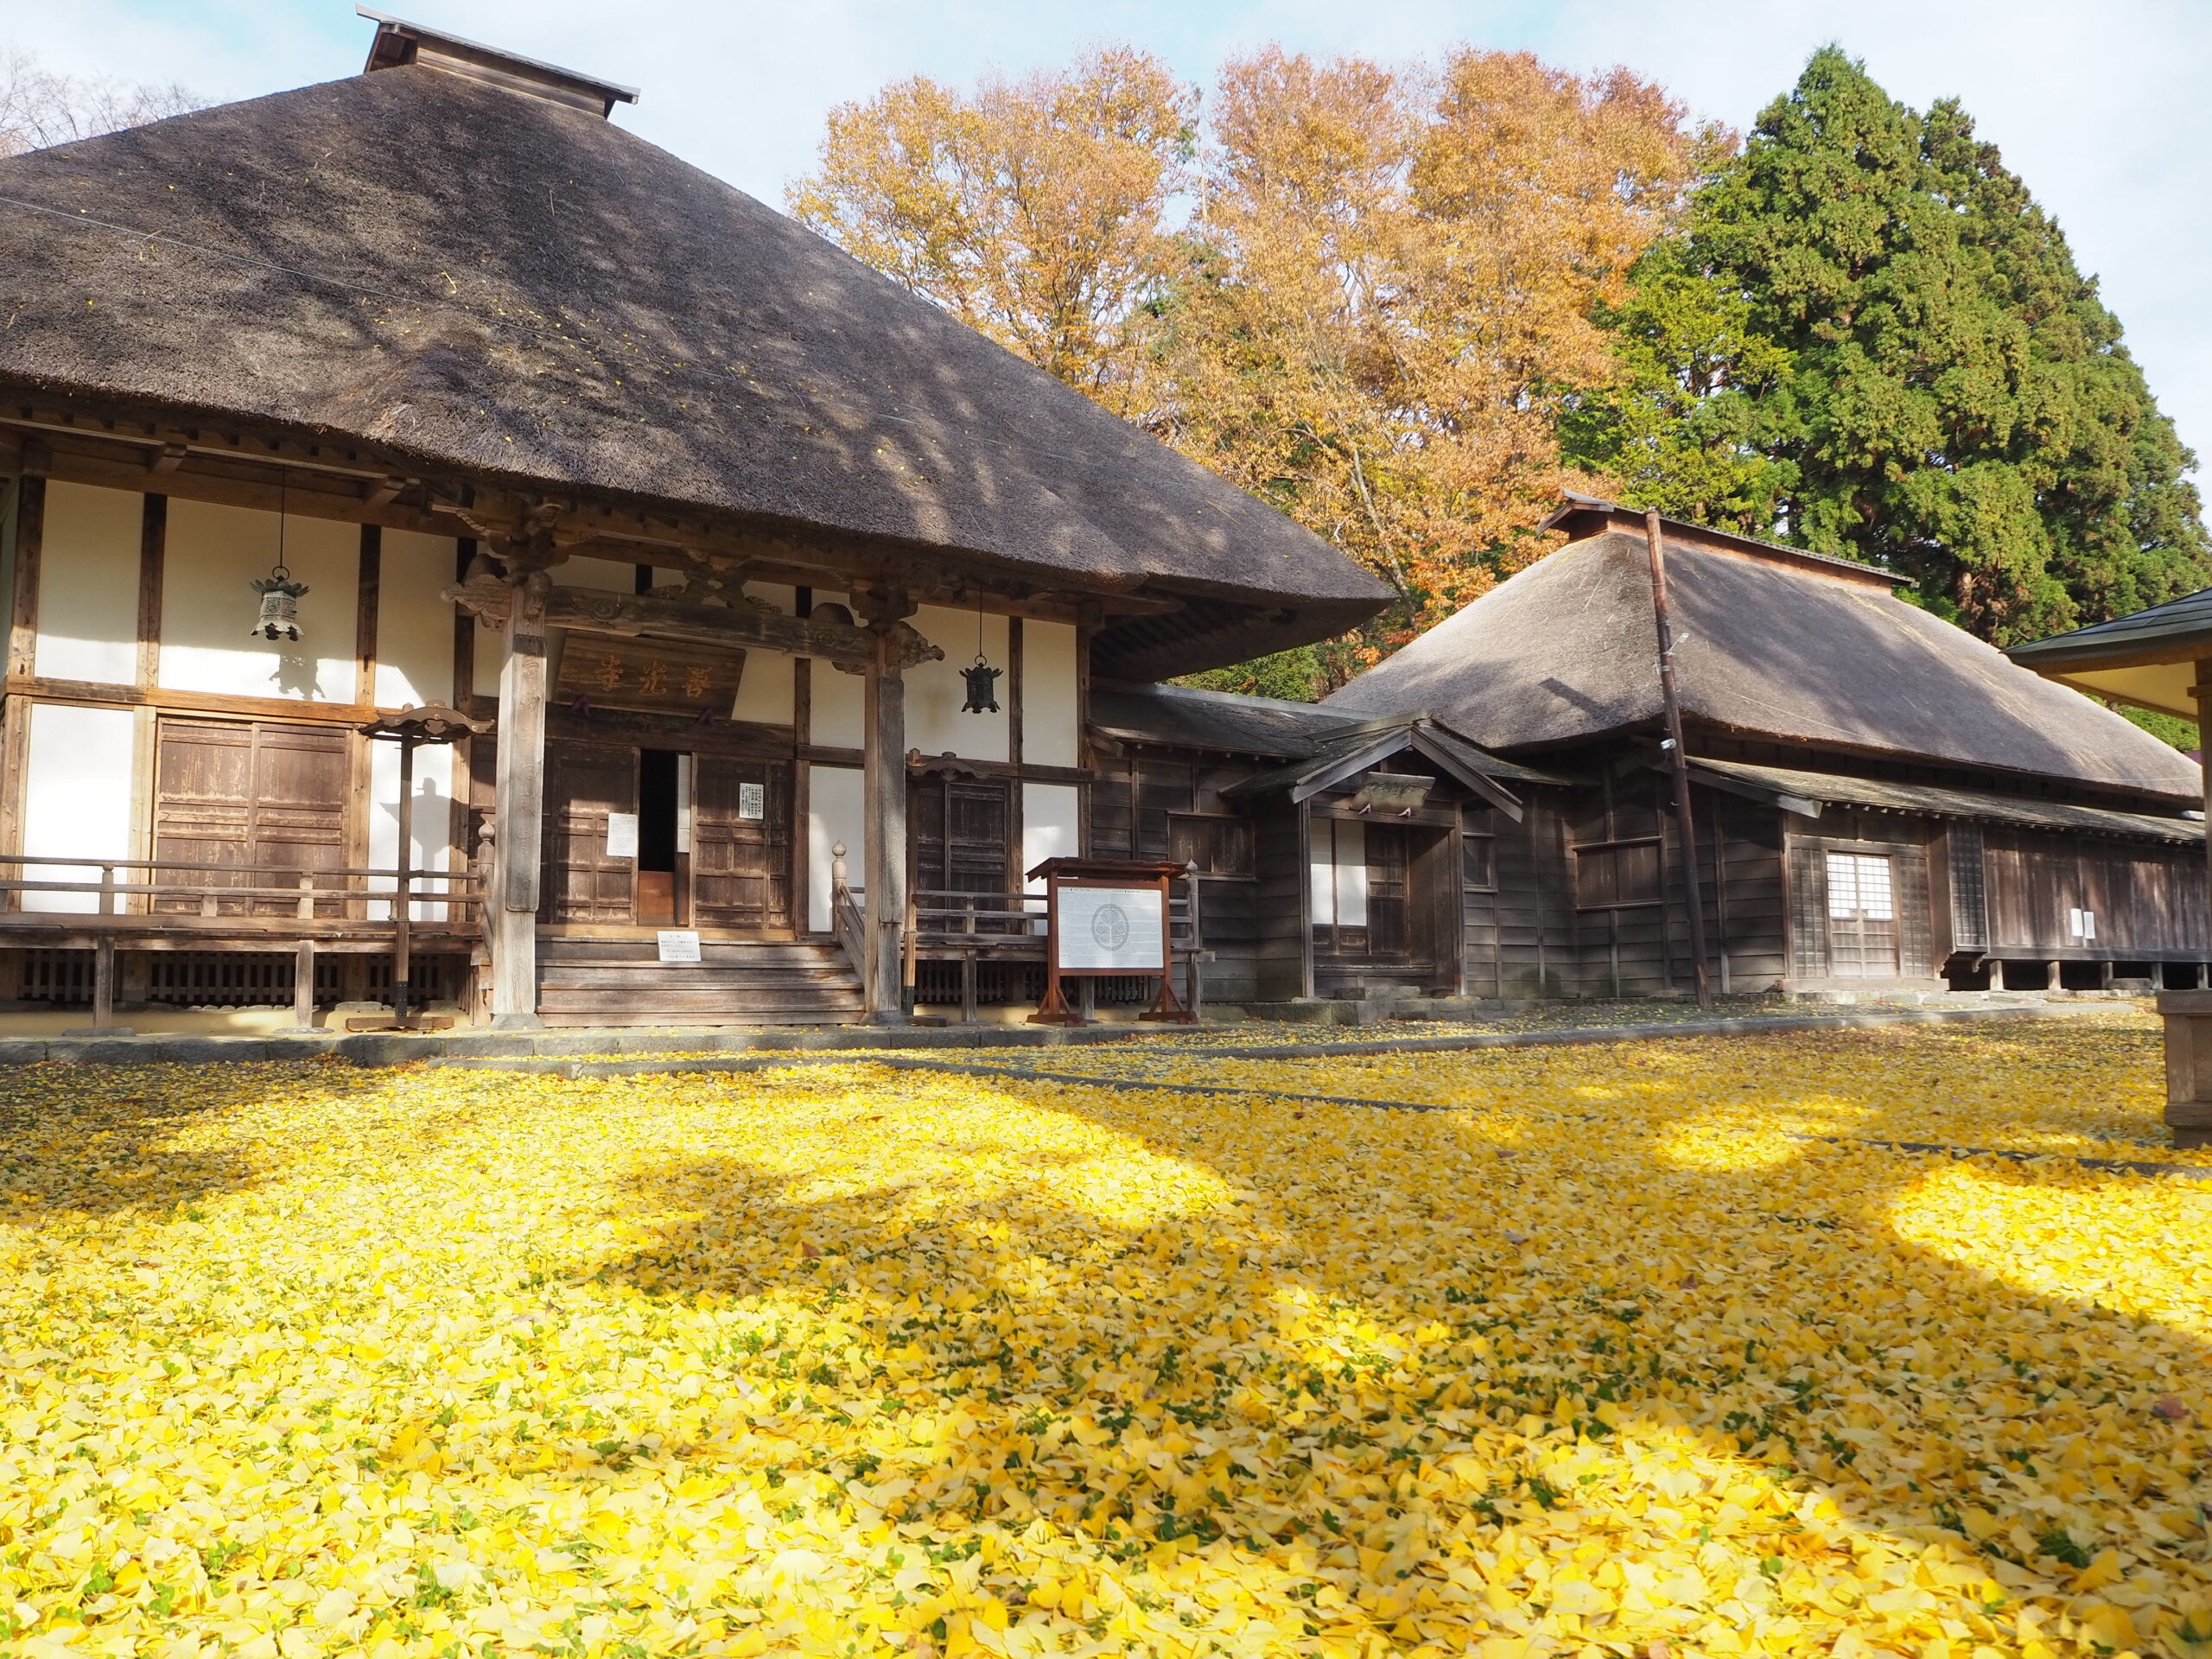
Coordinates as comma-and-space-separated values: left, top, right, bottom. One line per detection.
1026, 857, 1196, 1025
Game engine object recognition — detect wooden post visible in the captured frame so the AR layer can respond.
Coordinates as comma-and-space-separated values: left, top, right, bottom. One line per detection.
92, 936, 114, 1030
2199, 659, 2212, 935
294, 938, 315, 1030
1643, 510, 1713, 1007
861, 601, 912, 1024
491, 572, 548, 1026
391, 734, 416, 1020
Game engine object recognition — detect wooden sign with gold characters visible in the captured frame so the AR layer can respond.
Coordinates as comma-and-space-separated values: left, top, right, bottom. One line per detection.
552, 635, 745, 717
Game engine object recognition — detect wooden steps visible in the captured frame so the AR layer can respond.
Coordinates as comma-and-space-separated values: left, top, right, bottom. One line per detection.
534, 938, 865, 1027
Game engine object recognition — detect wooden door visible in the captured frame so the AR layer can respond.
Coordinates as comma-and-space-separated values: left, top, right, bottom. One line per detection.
543, 740, 636, 925
1825, 850, 1899, 977
912, 775, 1012, 895
1365, 823, 1410, 957
692, 757, 792, 930
154, 719, 348, 914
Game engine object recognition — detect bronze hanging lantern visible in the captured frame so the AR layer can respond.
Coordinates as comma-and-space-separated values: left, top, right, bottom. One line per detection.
960, 601, 1000, 714
250, 475, 308, 640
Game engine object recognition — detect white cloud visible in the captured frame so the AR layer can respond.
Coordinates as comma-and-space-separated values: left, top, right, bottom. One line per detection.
4, 0, 2206, 467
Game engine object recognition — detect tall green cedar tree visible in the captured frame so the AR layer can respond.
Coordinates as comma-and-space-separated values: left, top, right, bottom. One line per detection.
1571, 48, 2210, 643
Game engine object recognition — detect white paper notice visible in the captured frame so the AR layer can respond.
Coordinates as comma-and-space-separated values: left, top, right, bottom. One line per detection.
1055, 885, 1165, 971
657, 930, 702, 963
739, 781, 766, 821
605, 812, 639, 859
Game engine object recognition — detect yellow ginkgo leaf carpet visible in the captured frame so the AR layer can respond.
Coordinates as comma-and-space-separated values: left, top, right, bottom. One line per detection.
2, 1015, 2208, 1658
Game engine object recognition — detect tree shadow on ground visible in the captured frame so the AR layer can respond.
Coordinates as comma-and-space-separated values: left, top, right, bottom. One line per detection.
578, 1047, 2212, 1651
0, 1061, 538, 1224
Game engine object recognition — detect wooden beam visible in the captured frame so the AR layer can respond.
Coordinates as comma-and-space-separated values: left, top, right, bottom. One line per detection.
3, 674, 386, 727
137, 493, 165, 690
490, 571, 549, 1026
447, 573, 938, 671
355, 524, 381, 707
8, 473, 43, 682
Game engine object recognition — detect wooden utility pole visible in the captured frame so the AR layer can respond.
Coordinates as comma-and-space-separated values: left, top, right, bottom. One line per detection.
1644, 510, 1713, 1007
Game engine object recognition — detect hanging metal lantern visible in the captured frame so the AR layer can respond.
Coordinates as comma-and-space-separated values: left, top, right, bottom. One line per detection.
961, 655, 1001, 714
251, 566, 308, 640
960, 601, 1000, 713
251, 473, 307, 640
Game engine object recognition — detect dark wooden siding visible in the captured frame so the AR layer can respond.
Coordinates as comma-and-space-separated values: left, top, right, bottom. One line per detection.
1983, 829, 2209, 958
1491, 788, 1573, 999
1250, 800, 1306, 1001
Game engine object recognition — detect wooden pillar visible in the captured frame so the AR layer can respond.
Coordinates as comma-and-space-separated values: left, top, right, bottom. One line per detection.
2199, 660, 2212, 935
861, 607, 911, 1023
490, 570, 549, 1027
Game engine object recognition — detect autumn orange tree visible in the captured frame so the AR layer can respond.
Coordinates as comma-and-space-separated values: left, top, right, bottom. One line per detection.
791, 44, 1707, 691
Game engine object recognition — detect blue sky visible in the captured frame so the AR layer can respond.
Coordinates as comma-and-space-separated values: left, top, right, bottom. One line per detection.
9, 0, 2209, 474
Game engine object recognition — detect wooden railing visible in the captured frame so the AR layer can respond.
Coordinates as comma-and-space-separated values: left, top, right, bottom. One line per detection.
0, 854, 481, 1031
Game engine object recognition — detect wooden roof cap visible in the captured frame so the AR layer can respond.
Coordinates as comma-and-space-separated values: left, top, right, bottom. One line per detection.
358, 6, 640, 116
1542, 490, 1909, 592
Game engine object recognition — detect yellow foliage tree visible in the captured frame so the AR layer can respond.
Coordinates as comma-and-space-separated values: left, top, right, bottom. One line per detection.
785, 48, 1195, 418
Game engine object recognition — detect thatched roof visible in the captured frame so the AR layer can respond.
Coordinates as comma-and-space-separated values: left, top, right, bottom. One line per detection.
2005, 587, 2212, 722
1324, 505, 2203, 804
0, 53, 1388, 676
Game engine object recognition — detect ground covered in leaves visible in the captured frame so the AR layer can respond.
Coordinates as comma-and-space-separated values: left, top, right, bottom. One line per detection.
3, 1016, 2209, 1658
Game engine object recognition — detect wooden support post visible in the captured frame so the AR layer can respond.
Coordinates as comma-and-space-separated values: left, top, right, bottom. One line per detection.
491, 571, 549, 1027
391, 734, 416, 1020
861, 597, 913, 1024
293, 938, 315, 1031
1643, 510, 1712, 1007
92, 936, 114, 1030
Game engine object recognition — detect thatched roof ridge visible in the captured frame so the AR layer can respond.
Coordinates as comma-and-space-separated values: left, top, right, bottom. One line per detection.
1322, 524, 2203, 804
0, 62, 1388, 675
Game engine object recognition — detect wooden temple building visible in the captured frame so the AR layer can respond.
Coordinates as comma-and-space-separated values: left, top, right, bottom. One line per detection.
1308, 496, 2209, 998
0, 12, 1386, 1029
0, 16, 2200, 1031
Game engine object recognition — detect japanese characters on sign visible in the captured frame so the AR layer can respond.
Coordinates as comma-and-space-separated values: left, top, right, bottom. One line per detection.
552, 635, 745, 717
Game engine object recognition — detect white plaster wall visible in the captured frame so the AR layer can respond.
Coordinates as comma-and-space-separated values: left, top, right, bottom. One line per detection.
811, 661, 865, 747
730, 649, 794, 725
21, 702, 136, 913
472, 615, 505, 698
372, 530, 457, 709
161, 501, 359, 702
746, 582, 795, 613
1021, 782, 1081, 894
563, 556, 638, 594
1023, 620, 1080, 766
909, 604, 1007, 761
35, 482, 141, 685
806, 764, 867, 933
365, 738, 454, 921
